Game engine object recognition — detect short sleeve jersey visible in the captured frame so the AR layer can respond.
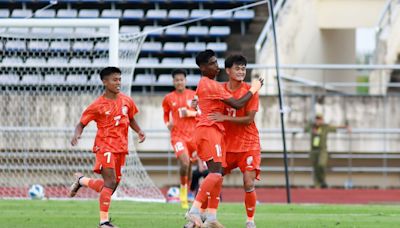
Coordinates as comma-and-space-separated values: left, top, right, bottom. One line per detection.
80, 93, 138, 154
162, 89, 197, 142
223, 82, 261, 152
195, 77, 232, 132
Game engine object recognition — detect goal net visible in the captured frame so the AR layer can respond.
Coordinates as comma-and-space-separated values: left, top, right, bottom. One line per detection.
0, 19, 165, 202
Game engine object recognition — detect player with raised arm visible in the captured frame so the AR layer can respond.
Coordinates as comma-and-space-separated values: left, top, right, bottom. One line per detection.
184, 50, 263, 228
208, 55, 261, 228
162, 69, 198, 209
69, 67, 146, 228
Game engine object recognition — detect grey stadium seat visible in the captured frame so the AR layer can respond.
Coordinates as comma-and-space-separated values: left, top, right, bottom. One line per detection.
25, 57, 47, 65
123, 9, 144, 20
163, 42, 185, 53
207, 42, 228, 52
133, 74, 156, 86
93, 58, 108, 66
138, 57, 159, 65
5, 40, 26, 51
212, 10, 232, 20
233, 10, 255, 20
53, 27, 74, 34
157, 74, 173, 86
72, 41, 94, 51
57, 9, 77, 18
34, 9, 55, 18
47, 57, 69, 65
50, 41, 70, 52
188, 26, 208, 36
0, 9, 9, 18
146, 9, 167, 20
168, 9, 189, 20
161, 57, 182, 65
31, 27, 52, 34
69, 57, 92, 66
78, 9, 99, 18
120, 26, 141, 34
185, 42, 206, 53
142, 42, 163, 53
186, 74, 201, 86
209, 26, 231, 37
66, 74, 88, 84
28, 41, 49, 51
190, 9, 211, 19
11, 9, 32, 18
75, 27, 97, 35
165, 26, 187, 36
21, 74, 43, 84
101, 9, 122, 18
44, 74, 66, 85
0, 74, 20, 84
2, 56, 24, 65
7, 27, 29, 34
94, 41, 109, 52
143, 26, 163, 37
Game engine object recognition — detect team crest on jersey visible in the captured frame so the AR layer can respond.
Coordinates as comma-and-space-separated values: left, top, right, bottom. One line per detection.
122, 106, 128, 116
246, 156, 254, 166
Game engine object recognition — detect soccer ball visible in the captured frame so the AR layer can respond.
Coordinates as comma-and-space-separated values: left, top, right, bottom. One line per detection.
166, 187, 180, 203
28, 184, 45, 199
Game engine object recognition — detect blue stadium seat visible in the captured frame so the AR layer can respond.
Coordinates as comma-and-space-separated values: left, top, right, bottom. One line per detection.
21, 74, 43, 84
187, 26, 208, 37
156, 74, 173, 86
120, 26, 141, 34
133, 74, 156, 86
163, 42, 185, 53
49, 41, 70, 52
101, 9, 122, 18
233, 10, 255, 20
25, 57, 46, 65
209, 26, 230, 37
165, 26, 187, 37
123, 9, 144, 20
190, 9, 211, 19
0, 74, 20, 84
185, 42, 207, 53
57, 9, 77, 18
168, 9, 189, 20
34, 9, 55, 18
0, 9, 9, 18
212, 10, 232, 20
142, 42, 163, 53
66, 74, 88, 84
207, 42, 227, 52
161, 58, 182, 65
28, 41, 49, 51
5, 40, 26, 51
44, 74, 66, 85
146, 9, 167, 20
78, 9, 99, 18
11, 9, 32, 18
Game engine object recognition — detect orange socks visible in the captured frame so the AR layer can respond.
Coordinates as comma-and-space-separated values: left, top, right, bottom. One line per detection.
208, 175, 223, 210
88, 179, 104, 193
245, 190, 257, 220
195, 173, 223, 207
99, 187, 113, 212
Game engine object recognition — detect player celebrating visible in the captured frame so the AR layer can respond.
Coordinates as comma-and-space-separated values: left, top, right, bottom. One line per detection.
69, 67, 146, 228
162, 69, 198, 209
208, 55, 261, 228
185, 50, 263, 228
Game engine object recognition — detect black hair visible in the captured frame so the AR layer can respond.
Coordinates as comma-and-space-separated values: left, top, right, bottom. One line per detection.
99, 67, 122, 80
195, 49, 216, 67
224, 54, 247, 68
171, 69, 187, 78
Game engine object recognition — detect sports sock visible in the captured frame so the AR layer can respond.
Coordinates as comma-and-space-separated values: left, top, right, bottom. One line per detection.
99, 187, 113, 223
245, 190, 256, 221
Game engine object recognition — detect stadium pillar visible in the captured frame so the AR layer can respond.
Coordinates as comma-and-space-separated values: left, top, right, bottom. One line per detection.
268, 0, 291, 203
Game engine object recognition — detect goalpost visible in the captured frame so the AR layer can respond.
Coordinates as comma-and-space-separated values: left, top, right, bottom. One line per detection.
0, 19, 165, 202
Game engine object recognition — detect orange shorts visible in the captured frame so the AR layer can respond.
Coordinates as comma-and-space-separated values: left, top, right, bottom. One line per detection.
194, 126, 226, 166
93, 152, 126, 183
224, 150, 261, 180
171, 138, 197, 159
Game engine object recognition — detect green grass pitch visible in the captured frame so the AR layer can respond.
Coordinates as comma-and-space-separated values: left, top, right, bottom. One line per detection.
2, 200, 400, 227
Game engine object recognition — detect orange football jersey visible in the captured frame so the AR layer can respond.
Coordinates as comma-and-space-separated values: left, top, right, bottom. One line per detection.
162, 89, 197, 141
80, 93, 138, 154
223, 82, 260, 152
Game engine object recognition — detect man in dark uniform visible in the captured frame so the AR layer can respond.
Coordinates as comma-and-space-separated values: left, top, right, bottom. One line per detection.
305, 114, 350, 188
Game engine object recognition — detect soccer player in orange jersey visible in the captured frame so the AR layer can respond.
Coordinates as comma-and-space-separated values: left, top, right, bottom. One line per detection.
69, 67, 146, 228
208, 55, 261, 228
162, 69, 198, 209
185, 50, 263, 228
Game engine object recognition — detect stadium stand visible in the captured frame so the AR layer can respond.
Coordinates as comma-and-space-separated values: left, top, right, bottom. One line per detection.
0, 0, 260, 88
